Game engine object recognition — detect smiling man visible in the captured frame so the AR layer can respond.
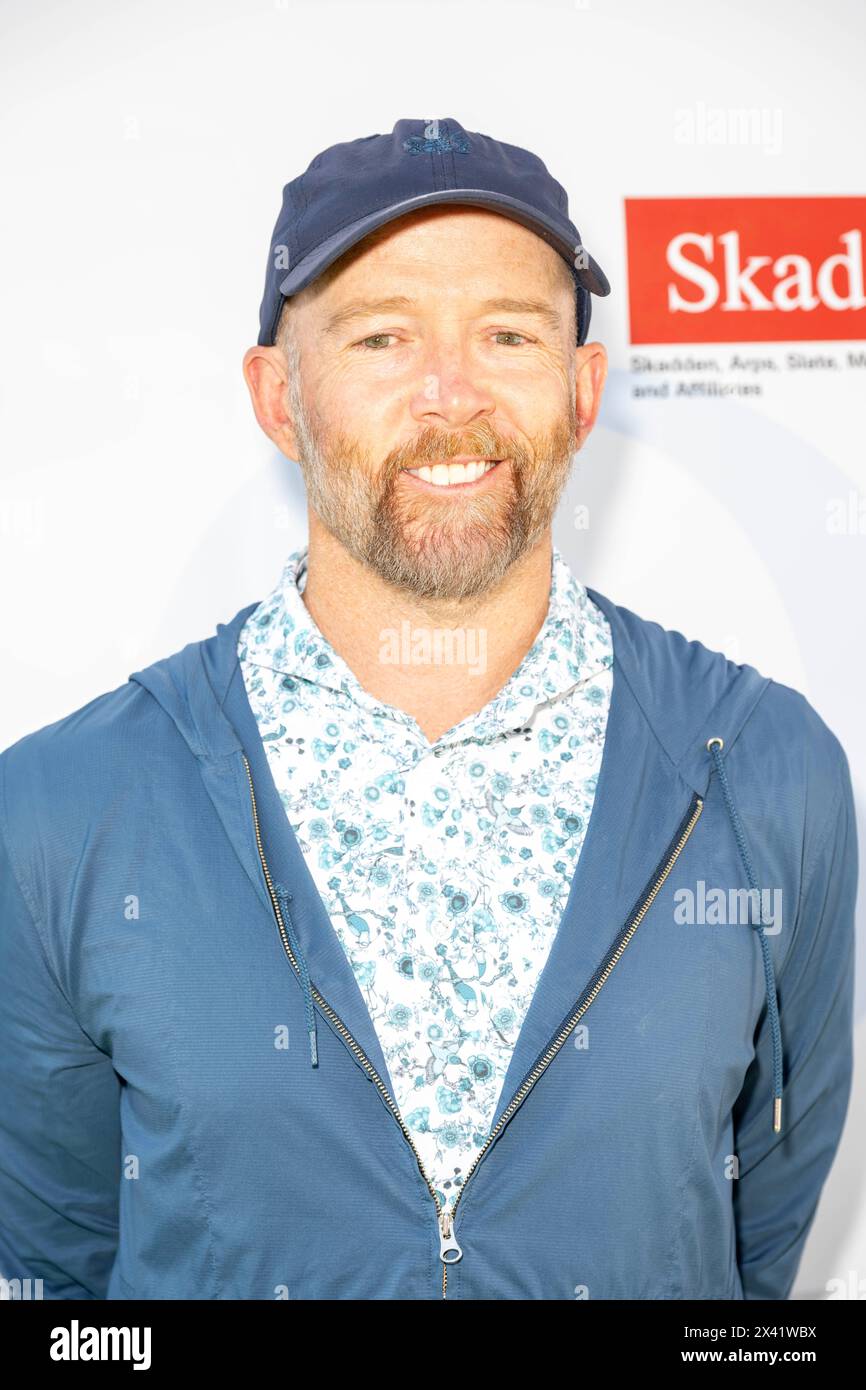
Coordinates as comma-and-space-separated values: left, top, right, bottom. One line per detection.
0, 118, 856, 1303
242, 196, 606, 742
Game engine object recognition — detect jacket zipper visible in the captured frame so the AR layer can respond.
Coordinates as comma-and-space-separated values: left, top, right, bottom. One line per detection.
242, 753, 451, 1294
439, 791, 704, 1295
243, 751, 702, 1301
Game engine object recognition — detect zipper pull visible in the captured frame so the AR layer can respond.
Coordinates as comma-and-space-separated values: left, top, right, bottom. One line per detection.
438, 1206, 463, 1265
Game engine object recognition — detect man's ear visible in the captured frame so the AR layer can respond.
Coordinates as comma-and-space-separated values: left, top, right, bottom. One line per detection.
573, 341, 608, 442
242, 345, 300, 460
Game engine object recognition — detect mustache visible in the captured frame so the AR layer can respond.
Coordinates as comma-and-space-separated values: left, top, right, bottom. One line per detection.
385, 426, 517, 474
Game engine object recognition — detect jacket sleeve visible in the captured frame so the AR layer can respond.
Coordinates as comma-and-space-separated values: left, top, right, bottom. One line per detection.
732, 738, 858, 1300
0, 757, 122, 1299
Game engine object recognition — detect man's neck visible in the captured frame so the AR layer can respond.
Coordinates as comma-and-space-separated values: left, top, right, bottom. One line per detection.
300, 521, 555, 743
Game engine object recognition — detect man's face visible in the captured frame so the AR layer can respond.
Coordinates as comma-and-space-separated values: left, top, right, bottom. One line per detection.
262, 207, 604, 601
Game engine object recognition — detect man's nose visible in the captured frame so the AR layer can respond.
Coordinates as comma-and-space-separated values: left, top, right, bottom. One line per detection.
408, 347, 497, 428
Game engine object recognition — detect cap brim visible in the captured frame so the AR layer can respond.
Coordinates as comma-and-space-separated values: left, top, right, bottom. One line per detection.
277, 188, 610, 302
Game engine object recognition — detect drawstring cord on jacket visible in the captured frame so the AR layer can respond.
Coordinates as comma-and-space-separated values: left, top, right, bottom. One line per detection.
707, 737, 783, 1133
273, 882, 319, 1068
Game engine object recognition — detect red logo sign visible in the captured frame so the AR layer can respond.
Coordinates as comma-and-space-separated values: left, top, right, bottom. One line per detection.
625, 197, 866, 343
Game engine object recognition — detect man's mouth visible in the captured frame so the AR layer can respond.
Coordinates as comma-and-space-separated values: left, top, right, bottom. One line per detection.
401, 457, 504, 488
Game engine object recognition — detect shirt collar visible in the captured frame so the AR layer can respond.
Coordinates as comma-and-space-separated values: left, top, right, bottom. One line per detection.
239, 544, 612, 747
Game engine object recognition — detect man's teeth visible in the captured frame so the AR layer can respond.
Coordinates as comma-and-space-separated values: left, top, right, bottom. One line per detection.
404, 459, 499, 486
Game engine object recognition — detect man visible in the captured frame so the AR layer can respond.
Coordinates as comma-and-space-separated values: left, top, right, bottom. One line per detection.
0, 118, 856, 1301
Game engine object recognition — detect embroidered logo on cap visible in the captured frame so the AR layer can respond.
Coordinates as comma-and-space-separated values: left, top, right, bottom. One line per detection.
402, 118, 470, 156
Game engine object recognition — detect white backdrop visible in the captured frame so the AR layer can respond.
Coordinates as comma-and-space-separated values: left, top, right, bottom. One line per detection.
1, 0, 863, 1299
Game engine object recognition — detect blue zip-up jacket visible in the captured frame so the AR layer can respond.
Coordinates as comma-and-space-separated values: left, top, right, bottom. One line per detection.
0, 589, 857, 1300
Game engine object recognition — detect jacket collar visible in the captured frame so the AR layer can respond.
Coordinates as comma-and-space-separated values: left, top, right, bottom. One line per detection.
130, 578, 770, 794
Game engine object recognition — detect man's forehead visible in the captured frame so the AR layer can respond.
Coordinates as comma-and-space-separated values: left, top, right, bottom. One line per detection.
346, 204, 565, 271
311, 207, 564, 291
323, 229, 565, 296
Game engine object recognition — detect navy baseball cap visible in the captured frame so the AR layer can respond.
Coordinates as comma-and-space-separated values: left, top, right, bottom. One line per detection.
257, 116, 610, 349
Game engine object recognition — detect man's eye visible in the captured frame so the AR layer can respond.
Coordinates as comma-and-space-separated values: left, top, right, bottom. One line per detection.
356, 333, 394, 350
493, 331, 529, 346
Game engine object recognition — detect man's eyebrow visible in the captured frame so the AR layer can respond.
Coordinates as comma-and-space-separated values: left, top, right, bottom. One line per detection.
476, 297, 563, 333
323, 297, 415, 336
322, 295, 563, 336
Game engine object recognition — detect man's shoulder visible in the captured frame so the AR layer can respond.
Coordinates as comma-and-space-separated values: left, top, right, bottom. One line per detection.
0, 677, 166, 851
0, 680, 145, 916
588, 586, 741, 679
0, 604, 237, 814
588, 586, 850, 790
2, 676, 147, 774
0, 593, 259, 774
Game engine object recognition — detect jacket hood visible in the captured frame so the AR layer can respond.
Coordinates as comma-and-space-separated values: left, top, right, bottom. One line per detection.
130, 589, 770, 797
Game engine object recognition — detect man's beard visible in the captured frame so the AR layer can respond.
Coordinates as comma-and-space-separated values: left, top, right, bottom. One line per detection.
286, 365, 577, 602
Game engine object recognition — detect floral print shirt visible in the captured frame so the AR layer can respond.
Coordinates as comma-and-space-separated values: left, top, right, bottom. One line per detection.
237, 545, 613, 1213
